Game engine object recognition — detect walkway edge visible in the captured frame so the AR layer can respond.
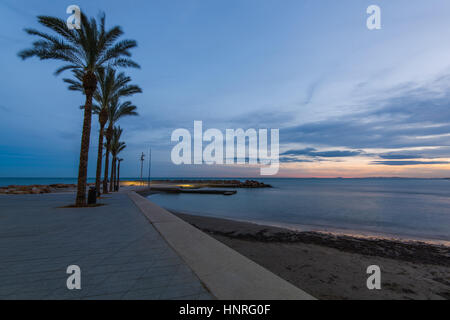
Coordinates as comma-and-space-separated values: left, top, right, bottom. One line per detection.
128, 191, 316, 300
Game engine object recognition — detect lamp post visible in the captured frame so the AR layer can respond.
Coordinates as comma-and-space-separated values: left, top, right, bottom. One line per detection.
140, 152, 145, 186
147, 148, 152, 189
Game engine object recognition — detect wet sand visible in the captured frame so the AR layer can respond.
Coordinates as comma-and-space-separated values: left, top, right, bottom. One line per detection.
175, 212, 450, 300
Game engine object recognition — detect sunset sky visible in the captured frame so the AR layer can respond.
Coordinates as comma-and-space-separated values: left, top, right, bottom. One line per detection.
2, 0, 450, 178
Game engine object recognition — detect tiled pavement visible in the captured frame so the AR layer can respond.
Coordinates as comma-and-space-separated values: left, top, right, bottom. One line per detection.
0, 193, 213, 300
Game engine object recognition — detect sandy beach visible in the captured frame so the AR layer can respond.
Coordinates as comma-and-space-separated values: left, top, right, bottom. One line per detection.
175, 212, 450, 300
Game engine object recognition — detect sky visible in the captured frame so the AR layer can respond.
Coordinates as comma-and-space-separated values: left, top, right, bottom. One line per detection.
2, 0, 450, 178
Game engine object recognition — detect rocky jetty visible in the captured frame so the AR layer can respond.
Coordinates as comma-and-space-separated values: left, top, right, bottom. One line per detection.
137, 179, 271, 197
207, 180, 272, 188
0, 183, 92, 195
154, 179, 272, 188
0, 185, 52, 195
240, 180, 272, 188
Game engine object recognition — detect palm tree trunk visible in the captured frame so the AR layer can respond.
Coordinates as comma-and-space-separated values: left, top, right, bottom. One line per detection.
110, 156, 116, 192
95, 124, 105, 196
75, 71, 97, 207
114, 159, 118, 191
95, 108, 108, 197
114, 159, 117, 191
117, 161, 121, 191
103, 146, 110, 193
103, 126, 112, 194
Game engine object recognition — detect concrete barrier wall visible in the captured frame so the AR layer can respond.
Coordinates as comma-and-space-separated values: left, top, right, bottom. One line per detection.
128, 191, 315, 300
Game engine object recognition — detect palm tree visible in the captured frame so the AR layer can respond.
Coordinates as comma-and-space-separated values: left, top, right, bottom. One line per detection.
64, 67, 141, 196
104, 97, 137, 192
116, 158, 124, 191
18, 13, 139, 206
109, 126, 126, 192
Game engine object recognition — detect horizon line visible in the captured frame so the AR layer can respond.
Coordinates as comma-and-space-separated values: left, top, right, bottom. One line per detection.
1, 176, 450, 180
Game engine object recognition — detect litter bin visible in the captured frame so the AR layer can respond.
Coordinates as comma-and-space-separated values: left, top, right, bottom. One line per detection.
88, 187, 97, 205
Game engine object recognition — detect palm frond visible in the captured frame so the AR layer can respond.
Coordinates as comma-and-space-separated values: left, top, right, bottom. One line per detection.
19, 11, 140, 77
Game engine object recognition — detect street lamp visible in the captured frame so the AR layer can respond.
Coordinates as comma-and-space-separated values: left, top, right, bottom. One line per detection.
140, 152, 145, 186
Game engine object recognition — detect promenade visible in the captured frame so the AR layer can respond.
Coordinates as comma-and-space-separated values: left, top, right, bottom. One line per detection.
0, 192, 212, 300
0, 191, 314, 300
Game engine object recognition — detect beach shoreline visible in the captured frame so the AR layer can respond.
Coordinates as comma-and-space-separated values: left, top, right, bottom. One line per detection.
169, 209, 450, 246
174, 212, 450, 300
226, 218, 450, 246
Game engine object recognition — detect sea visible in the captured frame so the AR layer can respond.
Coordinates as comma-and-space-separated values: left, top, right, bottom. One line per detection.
147, 178, 450, 242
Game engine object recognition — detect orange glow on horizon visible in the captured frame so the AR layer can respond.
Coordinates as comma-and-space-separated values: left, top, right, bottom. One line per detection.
276, 157, 450, 178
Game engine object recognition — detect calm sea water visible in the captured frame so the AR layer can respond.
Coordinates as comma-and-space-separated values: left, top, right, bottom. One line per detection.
148, 178, 450, 241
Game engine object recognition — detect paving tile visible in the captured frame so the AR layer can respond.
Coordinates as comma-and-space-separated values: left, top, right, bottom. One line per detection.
130, 275, 172, 291
170, 294, 201, 300
81, 279, 138, 297
0, 193, 212, 300
82, 293, 125, 300
114, 261, 155, 273
197, 292, 215, 300
159, 284, 204, 300
122, 287, 161, 300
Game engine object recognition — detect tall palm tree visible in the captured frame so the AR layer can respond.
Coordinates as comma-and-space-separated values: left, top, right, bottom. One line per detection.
104, 98, 137, 192
116, 158, 124, 191
64, 67, 141, 195
109, 126, 126, 192
18, 13, 139, 206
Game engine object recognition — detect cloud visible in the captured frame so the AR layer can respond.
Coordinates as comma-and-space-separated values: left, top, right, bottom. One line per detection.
302, 78, 324, 106
281, 148, 363, 158
279, 157, 314, 163
372, 160, 450, 166
309, 150, 362, 158
378, 153, 424, 160
281, 73, 450, 161
280, 148, 315, 156
119, 71, 450, 172
229, 109, 295, 129
107, 70, 450, 175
